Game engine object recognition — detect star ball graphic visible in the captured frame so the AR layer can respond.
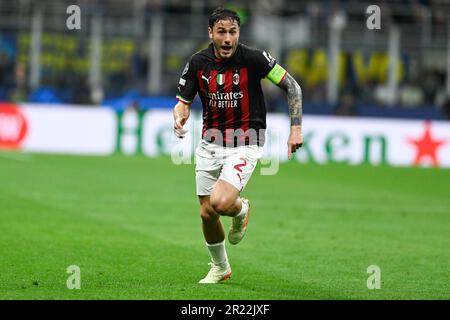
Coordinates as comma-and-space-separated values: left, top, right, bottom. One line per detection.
407, 121, 448, 167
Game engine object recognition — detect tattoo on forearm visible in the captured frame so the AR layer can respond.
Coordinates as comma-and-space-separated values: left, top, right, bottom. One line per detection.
278, 73, 302, 126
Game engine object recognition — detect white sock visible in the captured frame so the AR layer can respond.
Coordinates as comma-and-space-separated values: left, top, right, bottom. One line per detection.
206, 240, 229, 266
235, 198, 248, 218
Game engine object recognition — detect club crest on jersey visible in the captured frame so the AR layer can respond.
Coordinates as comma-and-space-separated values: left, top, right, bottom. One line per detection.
217, 74, 225, 85
233, 73, 240, 85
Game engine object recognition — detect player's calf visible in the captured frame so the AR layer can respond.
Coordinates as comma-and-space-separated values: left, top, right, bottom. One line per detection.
199, 196, 225, 244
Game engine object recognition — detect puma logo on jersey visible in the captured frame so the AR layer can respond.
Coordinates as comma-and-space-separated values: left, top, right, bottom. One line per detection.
202, 75, 211, 84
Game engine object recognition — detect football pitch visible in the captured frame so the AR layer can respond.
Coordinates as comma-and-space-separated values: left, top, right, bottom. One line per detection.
0, 151, 449, 300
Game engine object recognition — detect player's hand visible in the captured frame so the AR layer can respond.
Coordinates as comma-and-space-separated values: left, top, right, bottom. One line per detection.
173, 115, 188, 138
287, 125, 303, 160
174, 126, 188, 139
173, 103, 189, 139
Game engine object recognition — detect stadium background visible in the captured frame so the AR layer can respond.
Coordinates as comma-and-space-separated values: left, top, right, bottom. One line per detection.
0, 0, 449, 300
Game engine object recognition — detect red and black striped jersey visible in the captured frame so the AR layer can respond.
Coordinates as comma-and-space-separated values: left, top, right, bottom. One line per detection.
176, 43, 284, 147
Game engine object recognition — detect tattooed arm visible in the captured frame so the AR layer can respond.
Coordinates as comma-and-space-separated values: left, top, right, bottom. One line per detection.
277, 72, 304, 159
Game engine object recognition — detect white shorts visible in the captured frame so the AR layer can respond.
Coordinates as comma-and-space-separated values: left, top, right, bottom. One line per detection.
195, 139, 263, 196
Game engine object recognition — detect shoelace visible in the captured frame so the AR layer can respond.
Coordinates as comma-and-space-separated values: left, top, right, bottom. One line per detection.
205, 262, 219, 278
208, 261, 220, 269
207, 262, 227, 275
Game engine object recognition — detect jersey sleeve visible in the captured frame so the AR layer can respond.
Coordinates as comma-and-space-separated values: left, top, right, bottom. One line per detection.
249, 49, 287, 84
176, 56, 199, 105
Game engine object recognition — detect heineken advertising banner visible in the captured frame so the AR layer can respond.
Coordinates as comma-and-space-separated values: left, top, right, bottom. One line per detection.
1, 104, 449, 168
140, 110, 450, 168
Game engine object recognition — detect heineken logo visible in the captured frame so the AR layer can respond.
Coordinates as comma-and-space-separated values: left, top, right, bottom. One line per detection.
407, 121, 448, 167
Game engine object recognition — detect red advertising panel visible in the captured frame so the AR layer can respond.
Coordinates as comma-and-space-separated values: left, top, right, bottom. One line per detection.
0, 103, 28, 150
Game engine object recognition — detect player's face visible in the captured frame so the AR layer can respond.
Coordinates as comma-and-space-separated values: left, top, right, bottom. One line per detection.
208, 19, 240, 60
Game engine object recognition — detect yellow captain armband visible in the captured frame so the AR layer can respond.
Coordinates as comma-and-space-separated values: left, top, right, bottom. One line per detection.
266, 63, 287, 85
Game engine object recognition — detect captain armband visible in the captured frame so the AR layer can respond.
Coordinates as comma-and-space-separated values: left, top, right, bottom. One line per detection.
266, 64, 287, 85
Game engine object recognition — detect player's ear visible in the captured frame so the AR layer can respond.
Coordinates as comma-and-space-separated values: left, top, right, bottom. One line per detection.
208, 27, 213, 39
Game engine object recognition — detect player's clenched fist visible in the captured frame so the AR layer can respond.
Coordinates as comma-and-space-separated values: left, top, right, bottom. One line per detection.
173, 101, 190, 139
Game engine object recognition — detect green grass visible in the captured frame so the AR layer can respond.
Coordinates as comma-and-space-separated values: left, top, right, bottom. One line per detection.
0, 151, 449, 299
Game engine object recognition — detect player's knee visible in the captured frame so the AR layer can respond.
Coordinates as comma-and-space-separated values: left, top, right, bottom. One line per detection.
210, 196, 233, 215
200, 207, 219, 224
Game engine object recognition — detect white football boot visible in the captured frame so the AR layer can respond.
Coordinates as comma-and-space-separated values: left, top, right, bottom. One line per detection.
228, 198, 250, 245
198, 262, 232, 284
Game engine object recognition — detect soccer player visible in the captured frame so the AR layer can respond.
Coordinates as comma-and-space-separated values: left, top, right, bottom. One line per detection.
173, 7, 303, 284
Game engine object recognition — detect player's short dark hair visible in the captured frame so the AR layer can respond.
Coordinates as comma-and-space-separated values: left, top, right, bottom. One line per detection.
209, 7, 240, 29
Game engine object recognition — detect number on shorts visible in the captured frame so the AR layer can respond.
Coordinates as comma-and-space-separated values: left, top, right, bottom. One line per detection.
233, 157, 247, 172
